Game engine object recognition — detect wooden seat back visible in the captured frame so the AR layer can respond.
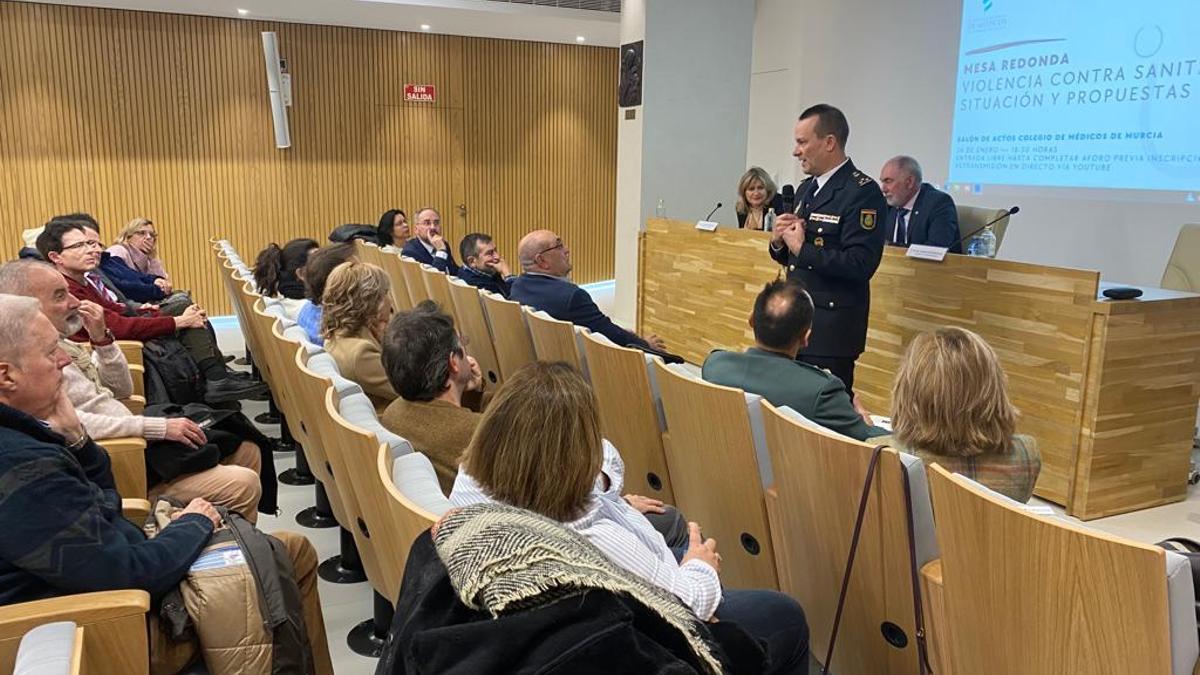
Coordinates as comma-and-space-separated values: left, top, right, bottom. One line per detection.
480, 292, 535, 380
523, 307, 584, 372
446, 278, 503, 387
580, 331, 674, 502
651, 361, 778, 590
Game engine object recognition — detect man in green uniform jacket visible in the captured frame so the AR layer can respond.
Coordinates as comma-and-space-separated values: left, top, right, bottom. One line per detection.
702, 279, 888, 442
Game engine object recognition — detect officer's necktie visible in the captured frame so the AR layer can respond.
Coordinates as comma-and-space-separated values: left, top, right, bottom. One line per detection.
799, 179, 819, 215
894, 207, 910, 245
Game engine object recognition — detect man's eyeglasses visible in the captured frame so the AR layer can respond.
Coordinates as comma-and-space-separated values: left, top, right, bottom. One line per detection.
535, 241, 565, 257
62, 240, 102, 251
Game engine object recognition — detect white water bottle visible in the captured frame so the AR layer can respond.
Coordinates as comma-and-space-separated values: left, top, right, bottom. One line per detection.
764, 208, 777, 232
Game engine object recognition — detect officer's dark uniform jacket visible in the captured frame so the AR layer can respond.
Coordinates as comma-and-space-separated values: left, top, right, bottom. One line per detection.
769, 158, 886, 358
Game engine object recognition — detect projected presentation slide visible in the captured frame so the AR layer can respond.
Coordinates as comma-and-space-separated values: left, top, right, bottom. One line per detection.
948, 0, 1200, 194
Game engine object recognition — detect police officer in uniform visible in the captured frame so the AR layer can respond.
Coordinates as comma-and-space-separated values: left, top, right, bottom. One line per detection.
769, 103, 886, 393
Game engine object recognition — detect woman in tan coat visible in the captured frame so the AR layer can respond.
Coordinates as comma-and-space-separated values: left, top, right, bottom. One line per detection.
321, 261, 397, 412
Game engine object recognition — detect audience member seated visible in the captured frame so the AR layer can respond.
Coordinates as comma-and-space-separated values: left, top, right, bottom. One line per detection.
61, 214, 192, 314
379, 300, 486, 494
376, 208, 409, 249
450, 362, 809, 674
876, 326, 1041, 502
0, 294, 333, 675
381, 502, 770, 673
401, 207, 459, 274
295, 243, 356, 346
510, 229, 665, 351
253, 238, 318, 318
36, 220, 264, 404
456, 232, 514, 298
0, 259, 264, 521
703, 280, 888, 441
322, 261, 397, 411
736, 166, 777, 231
107, 217, 172, 285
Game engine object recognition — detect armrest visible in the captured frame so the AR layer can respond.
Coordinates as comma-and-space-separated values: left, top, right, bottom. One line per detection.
0, 590, 150, 675
920, 559, 946, 675
115, 341, 143, 367
119, 394, 146, 415
97, 437, 147, 499
122, 499, 151, 524
127, 364, 145, 398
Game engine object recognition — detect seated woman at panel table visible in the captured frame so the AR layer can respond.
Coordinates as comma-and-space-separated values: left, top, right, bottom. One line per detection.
294, 242, 356, 345
322, 260, 397, 412
875, 326, 1042, 503
253, 238, 318, 319
450, 361, 810, 675
735, 166, 777, 231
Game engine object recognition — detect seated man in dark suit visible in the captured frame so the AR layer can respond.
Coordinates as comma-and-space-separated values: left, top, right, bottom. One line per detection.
400, 207, 459, 274
456, 233, 514, 298
509, 229, 665, 351
702, 279, 888, 442
879, 156, 961, 253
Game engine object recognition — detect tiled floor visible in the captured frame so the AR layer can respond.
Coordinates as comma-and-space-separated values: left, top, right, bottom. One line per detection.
215, 306, 1200, 674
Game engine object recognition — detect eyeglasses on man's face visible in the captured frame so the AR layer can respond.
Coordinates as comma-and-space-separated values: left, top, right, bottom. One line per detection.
536, 241, 565, 258
62, 240, 103, 252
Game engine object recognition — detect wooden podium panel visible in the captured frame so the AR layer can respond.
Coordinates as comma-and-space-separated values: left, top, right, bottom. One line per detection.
638, 218, 1200, 518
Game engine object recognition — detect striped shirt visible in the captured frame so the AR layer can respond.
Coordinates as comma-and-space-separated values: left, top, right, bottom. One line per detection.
449, 440, 722, 620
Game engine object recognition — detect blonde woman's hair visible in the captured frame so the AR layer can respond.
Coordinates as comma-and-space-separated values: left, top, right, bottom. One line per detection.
891, 327, 1017, 457
320, 261, 391, 340
460, 361, 603, 522
735, 166, 777, 214
116, 217, 156, 252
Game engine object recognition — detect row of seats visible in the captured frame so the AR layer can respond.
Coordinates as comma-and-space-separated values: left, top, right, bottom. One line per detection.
218, 238, 1198, 675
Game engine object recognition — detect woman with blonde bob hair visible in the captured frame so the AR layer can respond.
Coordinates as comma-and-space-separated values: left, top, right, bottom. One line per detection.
451, 361, 810, 674
108, 217, 170, 283
881, 326, 1041, 502
321, 260, 396, 411
735, 166, 777, 230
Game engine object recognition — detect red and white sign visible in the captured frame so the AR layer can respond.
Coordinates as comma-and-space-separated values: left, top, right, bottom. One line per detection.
404, 84, 436, 103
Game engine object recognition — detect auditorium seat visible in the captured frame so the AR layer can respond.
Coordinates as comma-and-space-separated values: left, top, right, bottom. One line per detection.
12, 620, 77, 675
761, 402, 936, 675
651, 361, 778, 590
0, 591, 150, 675
1161, 224, 1200, 292
419, 263, 460, 324
376, 249, 415, 312
398, 257, 429, 307
97, 437, 148, 501
480, 291, 536, 380
523, 308, 589, 379
955, 205, 1011, 252
922, 464, 1198, 675
446, 277, 503, 387
580, 331, 675, 503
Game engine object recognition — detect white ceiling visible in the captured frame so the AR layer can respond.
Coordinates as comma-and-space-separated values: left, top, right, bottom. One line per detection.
16, 0, 622, 46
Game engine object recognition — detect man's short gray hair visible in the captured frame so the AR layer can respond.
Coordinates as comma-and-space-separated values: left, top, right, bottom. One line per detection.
888, 155, 923, 183
0, 259, 57, 296
0, 294, 43, 364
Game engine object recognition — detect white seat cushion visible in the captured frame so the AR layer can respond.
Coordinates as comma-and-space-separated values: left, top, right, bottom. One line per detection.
337, 391, 411, 457
14, 621, 77, 675
392, 452, 452, 516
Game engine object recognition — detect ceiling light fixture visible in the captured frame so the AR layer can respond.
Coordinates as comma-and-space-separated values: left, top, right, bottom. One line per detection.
420, 24, 431, 31
575, 36, 586, 43
237, 8, 249, 16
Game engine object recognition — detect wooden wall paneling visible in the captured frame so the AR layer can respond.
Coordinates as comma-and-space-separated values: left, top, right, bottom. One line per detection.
1, 2, 616, 314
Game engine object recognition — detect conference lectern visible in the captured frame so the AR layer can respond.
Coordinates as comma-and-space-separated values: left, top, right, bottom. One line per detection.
638, 218, 1200, 519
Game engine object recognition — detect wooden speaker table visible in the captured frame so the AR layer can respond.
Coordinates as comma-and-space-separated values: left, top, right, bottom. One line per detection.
638, 218, 1200, 519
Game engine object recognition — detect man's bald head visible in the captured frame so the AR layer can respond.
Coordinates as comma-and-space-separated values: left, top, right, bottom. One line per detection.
750, 280, 813, 356
517, 230, 571, 277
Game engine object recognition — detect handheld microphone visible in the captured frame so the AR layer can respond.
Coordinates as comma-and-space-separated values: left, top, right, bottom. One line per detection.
952, 206, 1019, 250
781, 184, 795, 213
704, 202, 722, 221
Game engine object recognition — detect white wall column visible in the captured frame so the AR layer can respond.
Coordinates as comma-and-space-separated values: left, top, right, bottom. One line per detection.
613, 0, 756, 326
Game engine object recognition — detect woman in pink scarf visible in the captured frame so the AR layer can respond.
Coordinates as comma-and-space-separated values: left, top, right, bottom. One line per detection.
108, 217, 170, 286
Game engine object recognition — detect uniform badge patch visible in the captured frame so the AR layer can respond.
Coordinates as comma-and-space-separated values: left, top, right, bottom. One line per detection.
861, 209, 877, 230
